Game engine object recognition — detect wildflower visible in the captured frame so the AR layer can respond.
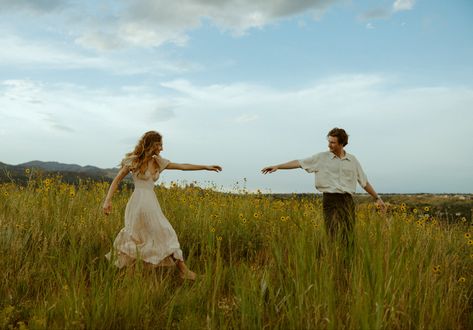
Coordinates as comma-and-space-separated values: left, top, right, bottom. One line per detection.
465, 233, 471, 239
470, 253, 473, 260
3, 191, 8, 197
413, 208, 418, 214
401, 203, 406, 208
242, 218, 247, 224
239, 213, 244, 219
210, 227, 216, 233
461, 217, 467, 223
253, 212, 259, 219
424, 206, 430, 212
468, 240, 473, 246
25, 168, 30, 174
432, 265, 440, 274
217, 236, 223, 241
458, 277, 466, 284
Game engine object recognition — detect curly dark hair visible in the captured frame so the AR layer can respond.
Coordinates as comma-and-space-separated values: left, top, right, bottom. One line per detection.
327, 127, 349, 146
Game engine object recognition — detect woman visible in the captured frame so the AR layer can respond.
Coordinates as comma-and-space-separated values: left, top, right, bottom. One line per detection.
103, 131, 222, 280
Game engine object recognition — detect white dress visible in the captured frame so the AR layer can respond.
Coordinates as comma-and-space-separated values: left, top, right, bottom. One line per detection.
106, 155, 184, 268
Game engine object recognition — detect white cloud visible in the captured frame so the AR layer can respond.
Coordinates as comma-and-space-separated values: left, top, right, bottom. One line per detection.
360, 0, 415, 22
1, 0, 341, 50
393, 0, 415, 12
366, 23, 375, 29
2, 75, 472, 193
235, 114, 259, 123
0, 0, 64, 13
0, 34, 197, 75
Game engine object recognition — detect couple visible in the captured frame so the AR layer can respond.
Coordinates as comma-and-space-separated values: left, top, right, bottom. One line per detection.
103, 129, 385, 280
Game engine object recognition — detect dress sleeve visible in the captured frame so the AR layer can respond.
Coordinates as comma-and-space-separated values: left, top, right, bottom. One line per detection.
120, 156, 135, 170
298, 153, 321, 173
153, 155, 170, 172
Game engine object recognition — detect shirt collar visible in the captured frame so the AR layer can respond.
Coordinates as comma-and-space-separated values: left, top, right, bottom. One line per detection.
329, 151, 352, 160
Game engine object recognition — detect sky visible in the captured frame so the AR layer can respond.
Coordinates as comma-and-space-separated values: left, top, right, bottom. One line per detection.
1, 0, 472, 194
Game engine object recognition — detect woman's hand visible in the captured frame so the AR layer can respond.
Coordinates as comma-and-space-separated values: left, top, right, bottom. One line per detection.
103, 199, 112, 215
206, 165, 222, 172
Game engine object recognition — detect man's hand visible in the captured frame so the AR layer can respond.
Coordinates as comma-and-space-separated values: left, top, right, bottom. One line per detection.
261, 166, 278, 174
375, 198, 387, 213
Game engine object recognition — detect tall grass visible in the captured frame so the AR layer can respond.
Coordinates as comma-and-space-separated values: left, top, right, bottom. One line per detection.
0, 176, 472, 329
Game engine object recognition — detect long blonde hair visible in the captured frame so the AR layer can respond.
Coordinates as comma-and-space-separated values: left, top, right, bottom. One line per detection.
122, 131, 162, 175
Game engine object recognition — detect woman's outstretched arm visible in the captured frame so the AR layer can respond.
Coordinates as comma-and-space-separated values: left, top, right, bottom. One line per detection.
102, 166, 130, 215
166, 163, 222, 172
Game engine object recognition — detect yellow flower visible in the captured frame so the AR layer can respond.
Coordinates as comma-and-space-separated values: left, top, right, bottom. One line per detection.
458, 277, 466, 283
217, 236, 223, 241
3, 191, 8, 197
25, 168, 31, 174
210, 227, 216, 233
424, 206, 430, 212
465, 233, 471, 239
413, 208, 418, 214
432, 265, 440, 274
461, 217, 467, 223
239, 213, 244, 219
468, 240, 473, 246
401, 203, 406, 208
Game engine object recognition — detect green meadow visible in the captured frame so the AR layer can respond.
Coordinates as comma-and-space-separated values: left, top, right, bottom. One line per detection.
1, 176, 472, 329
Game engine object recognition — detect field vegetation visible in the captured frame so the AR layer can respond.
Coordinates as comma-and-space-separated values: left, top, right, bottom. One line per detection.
1, 173, 472, 329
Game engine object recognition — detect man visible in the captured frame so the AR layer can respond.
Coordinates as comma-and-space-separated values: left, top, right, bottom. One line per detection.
261, 127, 385, 245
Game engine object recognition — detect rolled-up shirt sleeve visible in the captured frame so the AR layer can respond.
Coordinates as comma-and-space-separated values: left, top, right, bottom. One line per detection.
355, 158, 368, 188
298, 153, 321, 173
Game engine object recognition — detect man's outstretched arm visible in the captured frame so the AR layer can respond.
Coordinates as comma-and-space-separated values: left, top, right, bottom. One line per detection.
261, 160, 301, 174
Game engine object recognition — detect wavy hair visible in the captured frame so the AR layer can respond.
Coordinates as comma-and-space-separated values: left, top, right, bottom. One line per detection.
327, 127, 349, 147
122, 131, 163, 175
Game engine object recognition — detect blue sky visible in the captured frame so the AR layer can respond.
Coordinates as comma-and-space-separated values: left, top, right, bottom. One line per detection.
1, 0, 472, 193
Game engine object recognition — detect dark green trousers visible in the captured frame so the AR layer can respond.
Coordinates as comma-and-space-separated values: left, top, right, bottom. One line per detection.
322, 192, 356, 246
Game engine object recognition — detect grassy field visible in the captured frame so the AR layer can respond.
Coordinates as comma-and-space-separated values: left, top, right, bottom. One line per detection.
1, 175, 472, 329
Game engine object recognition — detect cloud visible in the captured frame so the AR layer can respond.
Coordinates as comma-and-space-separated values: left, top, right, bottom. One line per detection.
1, 0, 341, 50
366, 23, 375, 30
393, 0, 415, 12
0, 34, 197, 75
41, 113, 75, 133
2, 75, 472, 192
360, 0, 415, 22
0, 0, 64, 13
360, 8, 391, 20
235, 114, 259, 123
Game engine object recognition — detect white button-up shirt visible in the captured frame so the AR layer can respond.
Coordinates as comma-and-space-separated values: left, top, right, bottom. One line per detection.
298, 151, 368, 194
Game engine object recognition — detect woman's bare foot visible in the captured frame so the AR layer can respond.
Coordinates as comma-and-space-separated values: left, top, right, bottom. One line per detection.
175, 260, 196, 280
179, 269, 197, 280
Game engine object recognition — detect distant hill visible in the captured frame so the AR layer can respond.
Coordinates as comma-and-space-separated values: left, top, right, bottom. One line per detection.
0, 160, 122, 185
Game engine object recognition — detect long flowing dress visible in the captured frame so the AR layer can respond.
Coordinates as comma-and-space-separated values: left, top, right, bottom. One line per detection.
106, 155, 184, 268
